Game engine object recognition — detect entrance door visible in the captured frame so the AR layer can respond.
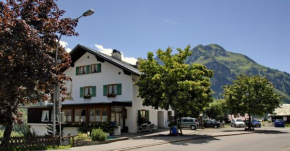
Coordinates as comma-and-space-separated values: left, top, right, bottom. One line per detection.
116, 113, 123, 129
157, 111, 164, 128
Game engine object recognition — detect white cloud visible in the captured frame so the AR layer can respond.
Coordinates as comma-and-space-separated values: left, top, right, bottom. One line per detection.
94, 44, 137, 65
59, 40, 72, 52
59, 40, 68, 48
66, 48, 72, 52
165, 19, 178, 25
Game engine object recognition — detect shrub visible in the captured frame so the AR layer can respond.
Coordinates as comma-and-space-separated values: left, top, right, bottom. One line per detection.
75, 133, 90, 140
91, 128, 106, 141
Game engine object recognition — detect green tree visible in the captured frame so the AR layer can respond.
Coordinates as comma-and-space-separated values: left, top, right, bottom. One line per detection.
0, 0, 78, 140
223, 75, 283, 130
137, 46, 214, 134
206, 99, 226, 120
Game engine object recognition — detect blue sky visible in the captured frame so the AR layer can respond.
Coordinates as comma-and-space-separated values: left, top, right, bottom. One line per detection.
57, 0, 290, 73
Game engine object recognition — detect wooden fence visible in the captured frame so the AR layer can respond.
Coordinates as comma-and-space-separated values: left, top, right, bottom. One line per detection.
0, 136, 59, 150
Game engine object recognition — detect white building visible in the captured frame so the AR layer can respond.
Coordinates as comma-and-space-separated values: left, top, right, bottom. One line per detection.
27, 44, 173, 135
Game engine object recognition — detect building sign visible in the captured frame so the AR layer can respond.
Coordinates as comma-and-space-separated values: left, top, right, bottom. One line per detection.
283, 116, 287, 121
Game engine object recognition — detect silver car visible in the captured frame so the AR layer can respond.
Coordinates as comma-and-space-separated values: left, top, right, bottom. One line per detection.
231, 119, 245, 127
180, 117, 198, 130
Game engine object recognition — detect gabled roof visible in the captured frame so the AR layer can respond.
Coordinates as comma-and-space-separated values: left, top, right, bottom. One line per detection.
271, 104, 290, 116
70, 44, 140, 76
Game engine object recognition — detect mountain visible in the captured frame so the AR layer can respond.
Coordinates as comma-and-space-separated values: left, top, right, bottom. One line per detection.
155, 44, 290, 103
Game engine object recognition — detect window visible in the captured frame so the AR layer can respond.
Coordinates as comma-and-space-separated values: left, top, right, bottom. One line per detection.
63, 109, 72, 123
84, 87, 92, 98
75, 109, 86, 122
138, 110, 149, 124
79, 66, 87, 75
41, 110, 49, 122
89, 108, 108, 123
103, 84, 122, 97
91, 64, 101, 73
108, 84, 117, 95
80, 86, 96, 98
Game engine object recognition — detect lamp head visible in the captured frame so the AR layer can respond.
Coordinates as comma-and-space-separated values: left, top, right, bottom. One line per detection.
83, 9, 94, 17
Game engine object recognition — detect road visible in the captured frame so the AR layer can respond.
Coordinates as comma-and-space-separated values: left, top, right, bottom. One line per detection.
134, 131, 290, 151
67, 127, 290, 151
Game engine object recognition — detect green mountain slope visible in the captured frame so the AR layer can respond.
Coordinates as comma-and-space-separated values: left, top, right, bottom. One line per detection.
185, 44, 290, 103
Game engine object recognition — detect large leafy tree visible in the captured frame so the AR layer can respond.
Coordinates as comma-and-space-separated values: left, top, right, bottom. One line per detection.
0, 0, 78, 140
137, 46, 214, 134
223, 75, 283, 130
206, 99, 226, 120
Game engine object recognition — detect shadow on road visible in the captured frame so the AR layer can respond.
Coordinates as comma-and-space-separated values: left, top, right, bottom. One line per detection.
222, 129, 289, 134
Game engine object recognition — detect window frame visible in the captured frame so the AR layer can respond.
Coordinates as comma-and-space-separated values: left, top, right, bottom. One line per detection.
63, 109, 72, 123
91, 64, 99, 73
107, 84, 117, 97
88, 108, 108, 123
84, 86, 92, 98
74, 109, 86, 123
79, 66, 87, 75
41, 110, 50, 122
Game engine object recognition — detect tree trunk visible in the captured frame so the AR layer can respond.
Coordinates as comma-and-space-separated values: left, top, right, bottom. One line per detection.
2, 124, 13, 147
248, 113, 251, 130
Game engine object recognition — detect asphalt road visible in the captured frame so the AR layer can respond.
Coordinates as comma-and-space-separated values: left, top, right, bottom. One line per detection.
134, 130, 290, 151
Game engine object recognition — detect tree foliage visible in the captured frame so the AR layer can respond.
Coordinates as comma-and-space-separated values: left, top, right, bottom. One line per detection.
206, 99, 226, 119
0, 0, 78, 138
137, 45, 214, 122
223, 75, 283, 129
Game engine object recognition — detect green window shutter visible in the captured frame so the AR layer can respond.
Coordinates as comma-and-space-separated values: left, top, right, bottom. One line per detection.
97, 64, 101, 73
146, 110, 149, 122
92, 86, 96, 97
80, 87, 84, 98
76, 67, 79, 75
103, 85, 108, 96
87, 65, 90, 74
117, 84, 122, 95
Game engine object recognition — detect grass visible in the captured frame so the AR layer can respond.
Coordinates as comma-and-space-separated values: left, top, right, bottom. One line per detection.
285, 124, 290, 127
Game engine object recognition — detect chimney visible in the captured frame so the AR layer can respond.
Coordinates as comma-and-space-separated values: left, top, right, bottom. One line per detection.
112, 49, 122, 60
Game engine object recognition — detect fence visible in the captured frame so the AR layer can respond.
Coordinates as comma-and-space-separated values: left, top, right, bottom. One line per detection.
0, 136, 59, 150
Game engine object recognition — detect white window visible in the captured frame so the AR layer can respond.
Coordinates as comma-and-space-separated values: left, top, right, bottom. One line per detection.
41, 110, 49, 122
108, 85, 117, 95
84, 87, 92, 97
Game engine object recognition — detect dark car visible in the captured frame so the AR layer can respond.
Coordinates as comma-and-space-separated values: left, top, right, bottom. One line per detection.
274, 119, 285, 127
204, 119, 220, 128
251, 120, 261, 127
244, 119, 261, 128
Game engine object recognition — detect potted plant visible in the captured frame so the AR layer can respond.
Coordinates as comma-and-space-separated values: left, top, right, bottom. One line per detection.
107, 93, 116, 97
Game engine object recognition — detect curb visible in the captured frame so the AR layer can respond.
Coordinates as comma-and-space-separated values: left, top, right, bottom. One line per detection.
112, 132, 253, 151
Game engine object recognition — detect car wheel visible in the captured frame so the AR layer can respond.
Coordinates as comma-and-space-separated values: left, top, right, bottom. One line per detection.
190, 125, 196, 130
214, 125, 218, 129
231, 124, 233, 127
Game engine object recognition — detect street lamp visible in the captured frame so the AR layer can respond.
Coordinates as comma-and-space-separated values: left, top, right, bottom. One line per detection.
53, 9, 94, 141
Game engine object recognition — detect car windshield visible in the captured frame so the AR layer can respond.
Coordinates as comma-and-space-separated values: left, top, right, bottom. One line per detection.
235, 119, 242, 122
276, 119, 283, 122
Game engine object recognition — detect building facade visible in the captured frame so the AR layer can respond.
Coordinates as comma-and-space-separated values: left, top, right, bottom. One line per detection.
27, 45, 173, 135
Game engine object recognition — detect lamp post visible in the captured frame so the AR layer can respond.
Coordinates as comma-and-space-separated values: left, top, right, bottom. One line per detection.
53, 9, 94, 142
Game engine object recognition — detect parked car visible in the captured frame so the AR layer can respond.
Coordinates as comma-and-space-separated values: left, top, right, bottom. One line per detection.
274, 119, 285, 127
251, 120, 261, 128
180, 117, 197, 130
231, 119, 245, 128
204, 119, 221, 128
244, 119, 262, 128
